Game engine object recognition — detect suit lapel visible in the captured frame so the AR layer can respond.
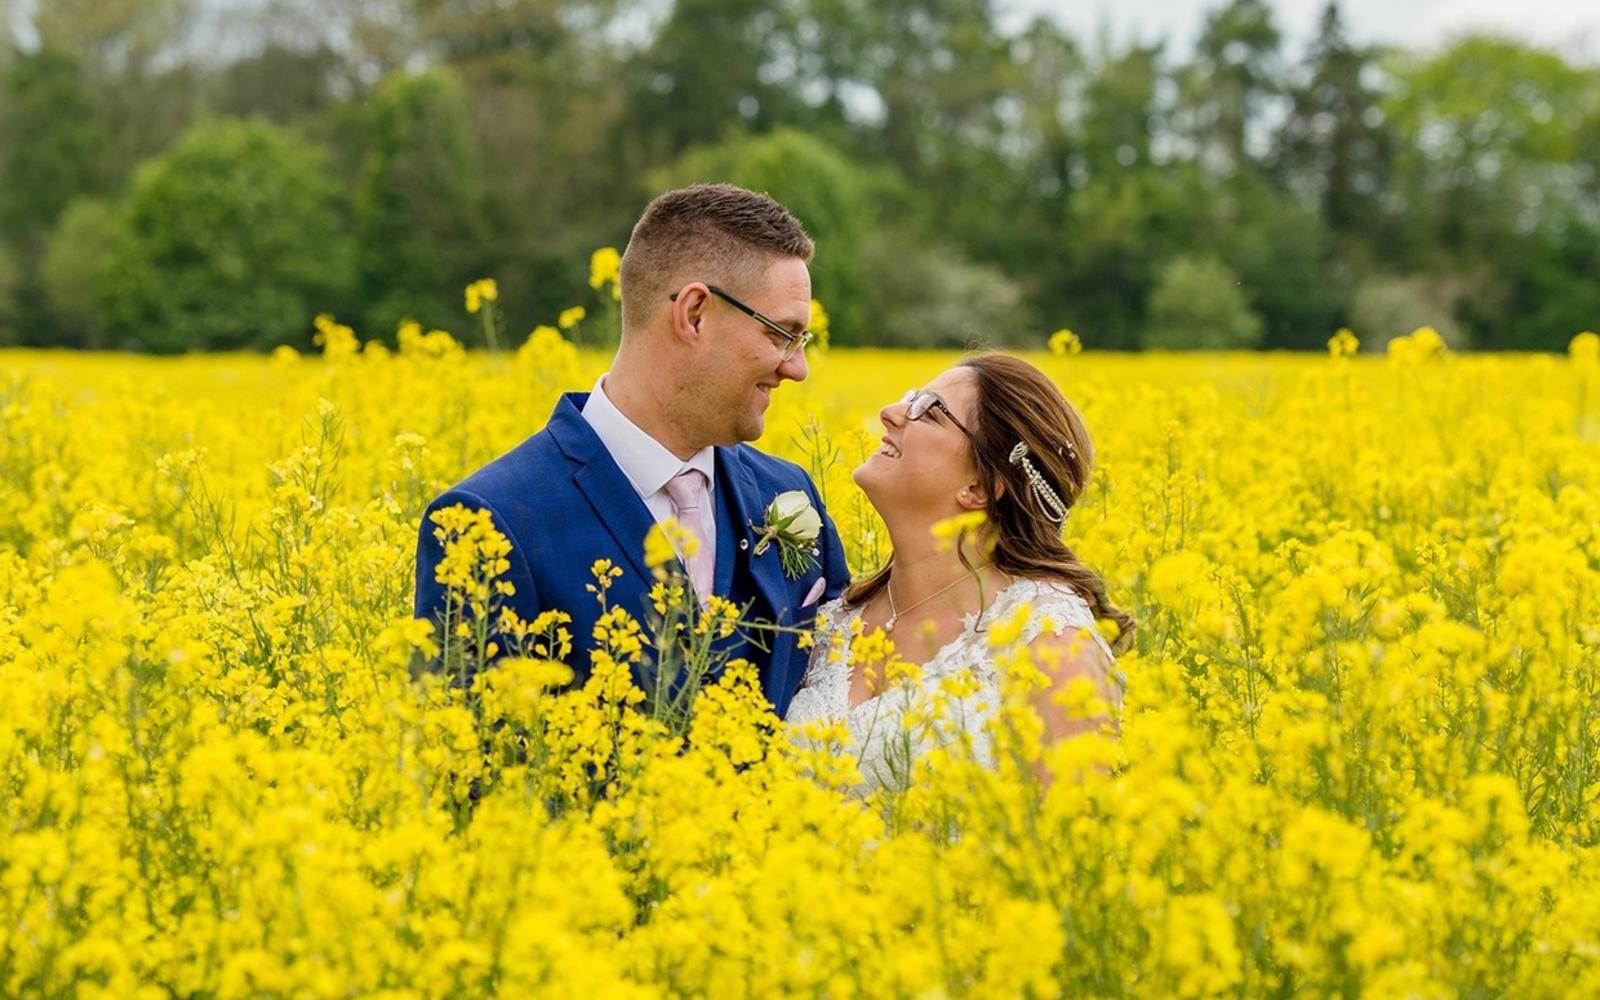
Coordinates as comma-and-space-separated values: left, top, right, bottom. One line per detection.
711, 460, 737, 599
547, 393, 658, 582
717, 446, 799, 708
718, 446, 789, 621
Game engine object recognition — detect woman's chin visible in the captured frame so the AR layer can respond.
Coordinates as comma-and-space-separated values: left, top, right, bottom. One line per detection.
851, 459, 878, 492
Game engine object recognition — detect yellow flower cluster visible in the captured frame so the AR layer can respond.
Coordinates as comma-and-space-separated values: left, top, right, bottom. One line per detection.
588, 246, 622, 301
1386, 324, 1449, 362
1327, 327, 1359, 358
464, 278, 498, 315
1049, 328, 1083, 355
1573, 330, 1599, 364
4, 322, 1600, 995
808, 298, 831, 352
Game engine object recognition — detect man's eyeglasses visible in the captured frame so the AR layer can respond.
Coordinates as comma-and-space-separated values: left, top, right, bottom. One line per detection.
670, 285, 812, 362
902, 388, 972, 438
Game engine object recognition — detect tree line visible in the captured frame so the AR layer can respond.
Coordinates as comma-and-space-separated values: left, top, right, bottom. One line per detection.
1, 0, 1596, 352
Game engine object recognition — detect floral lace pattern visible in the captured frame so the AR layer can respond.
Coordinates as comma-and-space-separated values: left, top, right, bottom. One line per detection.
784, 576, 1117, 795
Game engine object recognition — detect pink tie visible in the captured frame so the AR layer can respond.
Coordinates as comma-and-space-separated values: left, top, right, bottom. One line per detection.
663, 469, 712, 599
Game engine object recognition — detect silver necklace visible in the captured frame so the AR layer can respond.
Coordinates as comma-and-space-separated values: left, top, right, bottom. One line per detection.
884, 564, 990, 632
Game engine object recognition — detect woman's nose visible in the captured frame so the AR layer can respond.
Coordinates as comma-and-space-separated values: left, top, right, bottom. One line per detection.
880, 397, 907, 428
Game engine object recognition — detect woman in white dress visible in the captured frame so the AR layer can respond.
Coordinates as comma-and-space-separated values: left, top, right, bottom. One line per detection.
785, 353, 1132, 793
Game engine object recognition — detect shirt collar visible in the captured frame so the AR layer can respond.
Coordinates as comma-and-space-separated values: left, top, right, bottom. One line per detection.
580, 374, 716, 498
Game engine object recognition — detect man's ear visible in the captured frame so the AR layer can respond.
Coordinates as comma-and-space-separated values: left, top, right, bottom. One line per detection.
672, 284, 711, 344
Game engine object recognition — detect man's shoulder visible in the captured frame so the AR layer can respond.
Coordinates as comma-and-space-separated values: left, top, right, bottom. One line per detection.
429, 427, 565, 513
726, 443, 816, 492
429, 392, 592, 513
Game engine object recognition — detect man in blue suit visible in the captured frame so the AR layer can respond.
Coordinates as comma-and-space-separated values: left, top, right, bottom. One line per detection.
414, 184, 850, 718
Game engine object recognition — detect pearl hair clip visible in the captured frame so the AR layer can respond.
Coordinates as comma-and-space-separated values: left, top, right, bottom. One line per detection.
1009, 442, 1070, 524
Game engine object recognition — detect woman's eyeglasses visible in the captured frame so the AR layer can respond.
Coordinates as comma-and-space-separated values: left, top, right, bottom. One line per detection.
902, 388, 972, 438
669, 285, 812, 362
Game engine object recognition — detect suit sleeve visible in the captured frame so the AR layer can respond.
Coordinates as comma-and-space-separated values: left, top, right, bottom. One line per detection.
414, 488, 542, 678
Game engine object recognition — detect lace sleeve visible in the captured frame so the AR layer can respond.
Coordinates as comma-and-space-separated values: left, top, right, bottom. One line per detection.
1004, 578, 1117, 665
797, 597, 849, 687
1014, 580, 1126, 703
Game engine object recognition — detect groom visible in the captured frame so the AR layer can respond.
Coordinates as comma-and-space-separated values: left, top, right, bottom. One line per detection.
413, 183, 850, 717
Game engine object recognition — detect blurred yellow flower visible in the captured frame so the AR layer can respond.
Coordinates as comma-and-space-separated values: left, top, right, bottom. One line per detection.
464, 278, 499, 314
1049, 328, 1083, 355
589, 246, 622, 300
1571, 330, 1599, 363
930, 510, 987, 552
1327, 327, 1359, 358
809, 298, 831, 352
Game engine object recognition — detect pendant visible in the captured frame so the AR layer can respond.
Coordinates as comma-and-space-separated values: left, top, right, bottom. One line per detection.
884, 615, 897, 632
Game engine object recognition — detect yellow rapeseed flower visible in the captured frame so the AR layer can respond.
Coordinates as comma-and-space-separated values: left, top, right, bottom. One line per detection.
1571, 330, 1599, 363
1327, 327, 1359, 358
6, 248, 1599, 998
1049, 328, 1083, 355
588, 246, 622, 300
464, 278, 499, 314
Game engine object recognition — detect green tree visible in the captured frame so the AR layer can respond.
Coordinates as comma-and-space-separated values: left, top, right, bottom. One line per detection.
621, 0, 811, 161
1272, 2, 1393, 241
100, 118, 354, 352
1144, 255, 1263, 350
1215, 174, 1341, 349
1076, 41, 1165, 181
0, 242, 18, 345
40, 198, 118, 348
355, 69, 487, 339
1504, 217, 1600, 351
1384, 36, 1599, 346
27, 0, 201, 182
1179, 0, 1282, 176
0, 47, 107, 250
1059, 165, 1211, 350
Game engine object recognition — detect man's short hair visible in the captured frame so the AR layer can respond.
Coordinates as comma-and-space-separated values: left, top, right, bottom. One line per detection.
619, 183, 814, 333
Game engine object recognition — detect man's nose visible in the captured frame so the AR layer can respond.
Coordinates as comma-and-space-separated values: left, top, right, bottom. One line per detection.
778, 346, 809, 383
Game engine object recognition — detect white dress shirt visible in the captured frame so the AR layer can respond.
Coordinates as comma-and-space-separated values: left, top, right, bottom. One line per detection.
581, 374, 718, 566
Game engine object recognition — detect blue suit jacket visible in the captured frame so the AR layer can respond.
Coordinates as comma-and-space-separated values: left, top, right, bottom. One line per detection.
413, 391, 851, 717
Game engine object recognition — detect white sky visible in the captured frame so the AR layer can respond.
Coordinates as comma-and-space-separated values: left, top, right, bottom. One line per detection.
1010, 0, 1600, 59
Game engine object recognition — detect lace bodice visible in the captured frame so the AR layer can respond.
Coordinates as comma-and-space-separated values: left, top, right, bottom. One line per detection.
783, 576, 1118, 795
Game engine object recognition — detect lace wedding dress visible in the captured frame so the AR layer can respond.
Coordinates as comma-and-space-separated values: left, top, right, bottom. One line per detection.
784, 576, 1119, 795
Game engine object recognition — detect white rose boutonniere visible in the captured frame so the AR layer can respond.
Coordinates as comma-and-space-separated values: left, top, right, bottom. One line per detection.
751, 489, 822, 578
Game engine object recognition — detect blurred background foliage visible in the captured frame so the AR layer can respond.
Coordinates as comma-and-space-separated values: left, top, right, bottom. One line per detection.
0, 0, 1595, 352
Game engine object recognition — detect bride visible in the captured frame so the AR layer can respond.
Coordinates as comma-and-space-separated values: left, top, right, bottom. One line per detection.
784, 353, 1132, 792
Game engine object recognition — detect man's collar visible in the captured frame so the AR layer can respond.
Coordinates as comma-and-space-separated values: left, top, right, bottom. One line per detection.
580, 374, 716, 497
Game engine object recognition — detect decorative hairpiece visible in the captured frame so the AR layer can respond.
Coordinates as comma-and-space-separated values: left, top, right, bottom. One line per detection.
1009, 442, 1070, 524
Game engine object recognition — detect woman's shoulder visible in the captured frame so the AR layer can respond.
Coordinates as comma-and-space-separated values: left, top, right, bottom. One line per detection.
814, 595, 857, 632
994, 575, 1097, 627
992, 575, 1119, 667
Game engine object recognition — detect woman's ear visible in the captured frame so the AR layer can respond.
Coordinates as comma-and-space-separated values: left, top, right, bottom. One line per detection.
957, 481, 990, 511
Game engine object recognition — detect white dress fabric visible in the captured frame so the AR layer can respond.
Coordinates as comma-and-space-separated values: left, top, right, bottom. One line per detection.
784, 576, 1120, 795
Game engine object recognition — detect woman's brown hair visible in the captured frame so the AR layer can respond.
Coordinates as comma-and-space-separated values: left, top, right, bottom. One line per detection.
843, 353, 1135, 656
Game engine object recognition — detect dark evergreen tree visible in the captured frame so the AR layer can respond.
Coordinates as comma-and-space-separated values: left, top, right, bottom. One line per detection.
355, 69, 487, 339
1272, 3, 1394, 243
